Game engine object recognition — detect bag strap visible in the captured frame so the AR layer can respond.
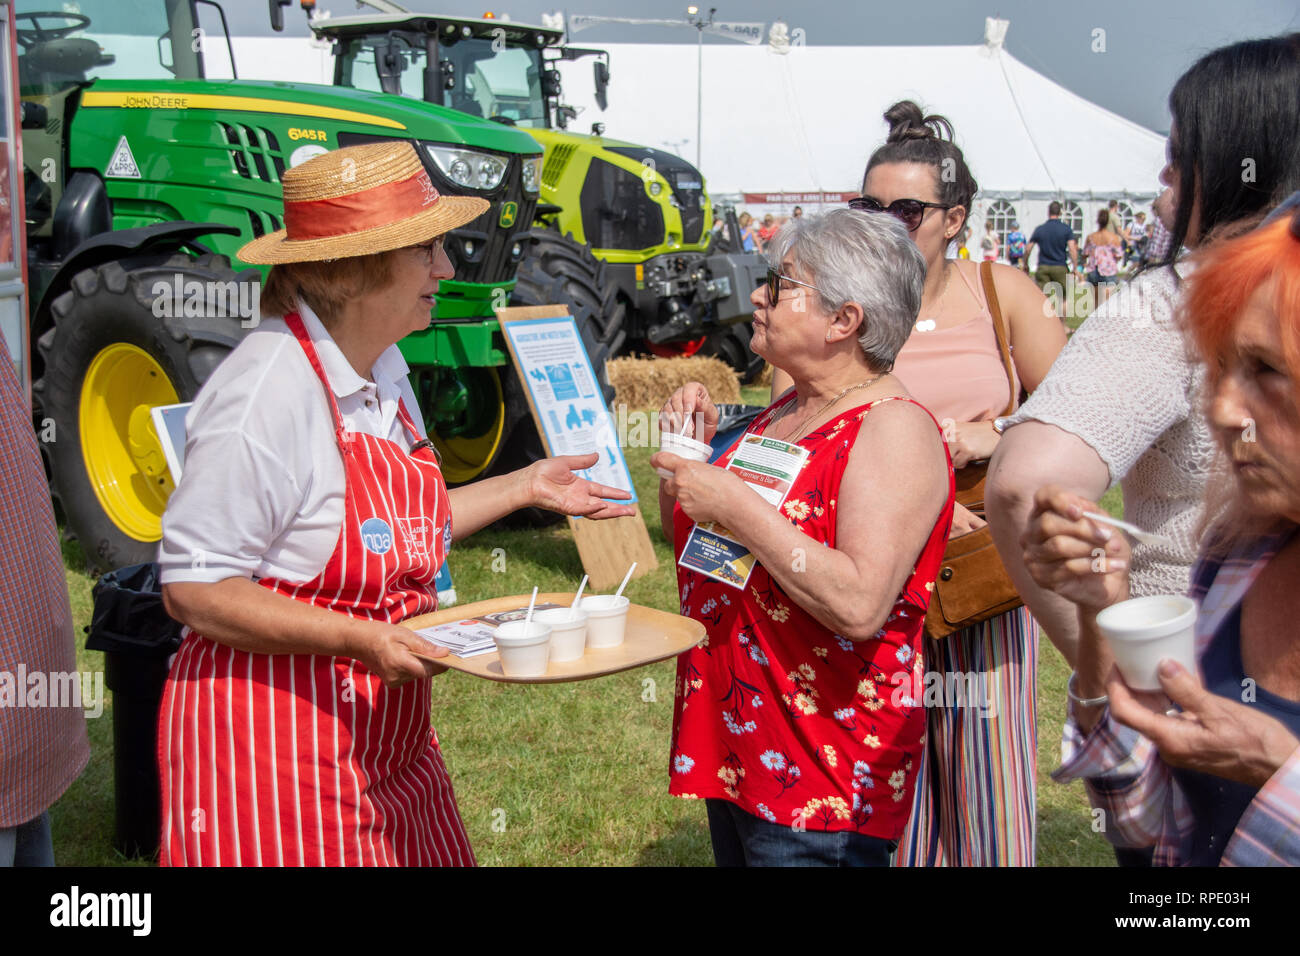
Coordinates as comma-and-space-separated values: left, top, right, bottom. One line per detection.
979, 260, 1017, 417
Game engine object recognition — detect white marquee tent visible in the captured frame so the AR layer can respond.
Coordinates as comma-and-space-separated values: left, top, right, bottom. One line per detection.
543, 18, 1169, 240
224, 16, 1168, 245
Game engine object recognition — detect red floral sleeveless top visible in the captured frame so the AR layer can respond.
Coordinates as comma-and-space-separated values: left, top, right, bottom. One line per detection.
668, 395, 955, 839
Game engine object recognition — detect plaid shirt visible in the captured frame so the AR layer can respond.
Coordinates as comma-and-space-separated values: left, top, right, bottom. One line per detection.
0, 355, 89, 827
1147, 218, 1174, 261
1053, 528, 1300, 865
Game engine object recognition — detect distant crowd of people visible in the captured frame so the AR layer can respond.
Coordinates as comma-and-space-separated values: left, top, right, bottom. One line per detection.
722, 201, 1164, 309
717, 207, 806, 254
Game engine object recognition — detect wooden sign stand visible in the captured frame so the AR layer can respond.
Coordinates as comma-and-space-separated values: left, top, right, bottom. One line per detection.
496, 305, 658, 591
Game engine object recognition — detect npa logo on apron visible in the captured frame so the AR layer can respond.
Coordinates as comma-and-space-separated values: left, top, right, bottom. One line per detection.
360, 518, 394, 555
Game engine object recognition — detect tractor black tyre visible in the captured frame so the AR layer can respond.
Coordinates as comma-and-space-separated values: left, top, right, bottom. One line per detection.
703, 321, 765, 384
494, 227, 626, 528
34, 252, 254, 575
511, 226, 627, 361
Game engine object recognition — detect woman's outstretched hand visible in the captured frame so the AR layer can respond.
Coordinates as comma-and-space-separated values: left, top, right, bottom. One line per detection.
526, 453, 637, 519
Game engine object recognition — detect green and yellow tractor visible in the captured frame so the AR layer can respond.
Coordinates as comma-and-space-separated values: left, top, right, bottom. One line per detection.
307, 7, 767, 378
19, 0, 609, 571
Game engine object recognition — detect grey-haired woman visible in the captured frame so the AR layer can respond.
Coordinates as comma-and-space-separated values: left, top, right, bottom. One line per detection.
652, 209, 954, 866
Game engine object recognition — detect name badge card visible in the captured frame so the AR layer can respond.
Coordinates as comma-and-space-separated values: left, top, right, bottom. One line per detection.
677, 434, 809, 589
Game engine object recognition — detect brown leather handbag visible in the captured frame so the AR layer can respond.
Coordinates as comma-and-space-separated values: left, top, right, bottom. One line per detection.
923, 261, 1025, 640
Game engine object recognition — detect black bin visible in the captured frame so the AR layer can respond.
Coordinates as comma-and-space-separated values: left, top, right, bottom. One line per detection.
86, 562, 184, 859
709, 404, 765, 460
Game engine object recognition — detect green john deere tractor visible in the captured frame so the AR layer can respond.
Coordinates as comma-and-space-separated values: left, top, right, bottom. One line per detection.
305, 7, 768, 380
19, 0, 607, 572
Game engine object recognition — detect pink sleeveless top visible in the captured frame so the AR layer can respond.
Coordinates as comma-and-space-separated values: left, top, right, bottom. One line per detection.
890, 263, 1018, 424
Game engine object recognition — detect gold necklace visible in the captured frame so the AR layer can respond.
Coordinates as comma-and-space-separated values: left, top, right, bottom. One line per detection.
783, 374, 887, 443
915, 261, 950, 332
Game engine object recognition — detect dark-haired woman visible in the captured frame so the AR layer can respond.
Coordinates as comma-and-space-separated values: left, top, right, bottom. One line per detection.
1083, 209, 1124, 305
986, 32, 1300, 865
773, 101, 1067, 865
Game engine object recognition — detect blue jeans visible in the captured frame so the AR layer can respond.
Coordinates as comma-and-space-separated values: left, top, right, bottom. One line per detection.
0, 811, 55, 867
705, 799, 896, 867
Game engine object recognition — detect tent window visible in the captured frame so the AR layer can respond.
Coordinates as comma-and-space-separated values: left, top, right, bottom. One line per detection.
1061, 201, 1085, 237
987, 200, 1017, 246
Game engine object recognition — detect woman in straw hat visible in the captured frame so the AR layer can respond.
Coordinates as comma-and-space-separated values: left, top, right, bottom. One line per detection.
155, 142, 634, 866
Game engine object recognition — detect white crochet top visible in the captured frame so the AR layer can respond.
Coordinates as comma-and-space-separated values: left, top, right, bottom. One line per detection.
1008, 264, 1216, 598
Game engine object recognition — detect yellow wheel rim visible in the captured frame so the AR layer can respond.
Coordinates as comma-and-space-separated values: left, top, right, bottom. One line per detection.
432, 368, 506, 484
79, 344, 179, 542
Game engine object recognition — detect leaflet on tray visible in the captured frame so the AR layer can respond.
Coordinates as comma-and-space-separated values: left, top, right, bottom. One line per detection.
416, 603, 565, 657
677, 434, 809, 589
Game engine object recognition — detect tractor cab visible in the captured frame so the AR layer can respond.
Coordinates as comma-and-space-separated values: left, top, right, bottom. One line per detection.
17, 1, 204, 254
310, 10, 764, 369
321, 13, 607, 133
14, 0, 586, 572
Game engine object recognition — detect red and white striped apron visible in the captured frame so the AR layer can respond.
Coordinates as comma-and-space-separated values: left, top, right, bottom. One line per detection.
157, 312, 474, 866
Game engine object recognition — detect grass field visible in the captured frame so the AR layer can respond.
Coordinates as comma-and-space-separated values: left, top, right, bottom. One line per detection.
49, 383, 1121, 867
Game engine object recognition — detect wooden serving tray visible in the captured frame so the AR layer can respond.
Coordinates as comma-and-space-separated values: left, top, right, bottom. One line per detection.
402, 592, 704, 684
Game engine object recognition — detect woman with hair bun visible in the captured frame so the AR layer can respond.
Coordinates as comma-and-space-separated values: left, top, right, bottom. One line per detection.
773, 99, 1067, 865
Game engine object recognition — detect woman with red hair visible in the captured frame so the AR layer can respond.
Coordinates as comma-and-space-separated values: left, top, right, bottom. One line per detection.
1022, 198, 1300, 865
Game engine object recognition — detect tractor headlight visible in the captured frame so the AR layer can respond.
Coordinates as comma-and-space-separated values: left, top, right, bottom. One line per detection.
521, 156, 541, 193
425, 145, 508, 191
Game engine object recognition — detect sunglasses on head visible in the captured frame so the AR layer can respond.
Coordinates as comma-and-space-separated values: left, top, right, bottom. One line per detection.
765, 268, 827, 308
847, 196, 955, 232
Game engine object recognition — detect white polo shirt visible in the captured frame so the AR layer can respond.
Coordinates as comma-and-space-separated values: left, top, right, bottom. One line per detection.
158, 301, 428, 585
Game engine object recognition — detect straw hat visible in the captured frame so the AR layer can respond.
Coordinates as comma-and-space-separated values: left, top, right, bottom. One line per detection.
239, 141, 489, 264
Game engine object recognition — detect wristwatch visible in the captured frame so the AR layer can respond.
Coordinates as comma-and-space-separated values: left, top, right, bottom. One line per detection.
992, 416, 1013, 435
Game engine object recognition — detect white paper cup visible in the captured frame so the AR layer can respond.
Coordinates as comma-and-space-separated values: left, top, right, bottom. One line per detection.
580, 595, 631, 648
656, 431, 714, 479
533, 607, 589, 663
1096, 595, 1198, 691
493, 620, 552, 677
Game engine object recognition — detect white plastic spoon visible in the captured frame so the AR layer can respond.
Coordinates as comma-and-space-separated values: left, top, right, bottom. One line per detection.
614, 562, 637, 601
525, 586, 539, 625
569, 575, 589, 621
1083, 511, 1175, 549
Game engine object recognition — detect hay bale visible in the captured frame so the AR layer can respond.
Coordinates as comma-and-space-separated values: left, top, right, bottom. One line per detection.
755, 362, 774, 388
606, 354, 741, 410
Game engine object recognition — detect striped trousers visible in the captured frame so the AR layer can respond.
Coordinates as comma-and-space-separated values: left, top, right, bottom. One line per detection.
894, 607, 1039, 866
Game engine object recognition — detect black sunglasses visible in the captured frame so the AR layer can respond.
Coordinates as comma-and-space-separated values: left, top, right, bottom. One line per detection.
765, 268, 827, 308
848, 195, 955, 232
